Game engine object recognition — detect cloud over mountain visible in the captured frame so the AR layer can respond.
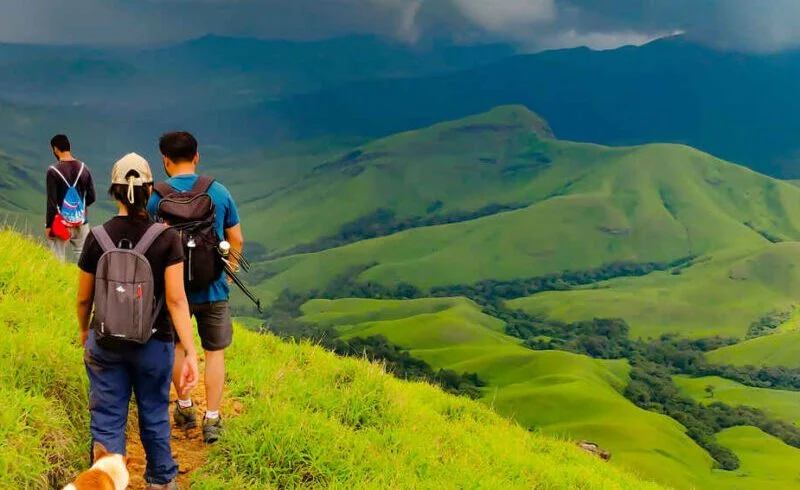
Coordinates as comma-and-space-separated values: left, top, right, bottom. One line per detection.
1, 0, 798, 52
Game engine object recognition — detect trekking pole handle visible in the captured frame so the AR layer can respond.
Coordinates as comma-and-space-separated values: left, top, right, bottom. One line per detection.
218, 240, 231, 256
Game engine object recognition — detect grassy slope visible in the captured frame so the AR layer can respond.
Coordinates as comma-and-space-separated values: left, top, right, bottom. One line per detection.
711, 427, 800, 489
0, 230, 660, 489
0, 231, 89, 488
250, 108, 800, 310
510, 244, 800, 339
675, 375, 800, 424
300, 297, 716, 489
706, 329, 800, 368
237, 105, 558, 253
0, 148, 42, 229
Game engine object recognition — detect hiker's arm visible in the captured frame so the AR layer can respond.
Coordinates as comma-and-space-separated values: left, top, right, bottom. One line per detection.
85, 171, 96, 207
165, 263, 197, 356
45, 170, 57, 237
76, 270, 95, 347
165, 263, 199, 391
224, 224, 244, 272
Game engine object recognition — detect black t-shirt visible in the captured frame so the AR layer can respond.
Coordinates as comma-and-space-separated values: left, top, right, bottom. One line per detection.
78, 216, 184, 341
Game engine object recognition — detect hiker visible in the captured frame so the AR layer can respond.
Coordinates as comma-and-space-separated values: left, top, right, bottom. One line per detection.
76, 153, 200, 490
148, 131, 243, 444
46, 134, 96, 262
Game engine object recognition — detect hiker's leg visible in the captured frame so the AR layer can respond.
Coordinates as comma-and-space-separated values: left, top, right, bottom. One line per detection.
196, 301, 233, 413
70, 224, 90, 262
132, 338, 178, 485
83, 330, 131, 458
49, 238, 67, 263
205, 349, 225, 412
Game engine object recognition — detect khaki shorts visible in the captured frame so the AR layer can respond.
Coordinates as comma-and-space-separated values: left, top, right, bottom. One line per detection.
49, 223, 90, 263
189, 301, 233, 352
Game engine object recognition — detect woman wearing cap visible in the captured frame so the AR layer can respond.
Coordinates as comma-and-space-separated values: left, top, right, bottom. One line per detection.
76, 153, 199, 490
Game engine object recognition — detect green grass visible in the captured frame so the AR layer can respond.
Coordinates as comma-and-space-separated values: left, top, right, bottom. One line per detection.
706, 427, 800, 489
706, 329, 800, 368
298, 297, 800, 489
509, 244, 800, 339
0, 231, 89, 488
196, 327, 663, 489
300, 297, 719, 489
675, 375, 800, 424
1, 230, 662, 489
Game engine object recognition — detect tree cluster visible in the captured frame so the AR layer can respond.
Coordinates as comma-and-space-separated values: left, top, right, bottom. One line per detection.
273, 203, 526, 258
747, 309, 793, 339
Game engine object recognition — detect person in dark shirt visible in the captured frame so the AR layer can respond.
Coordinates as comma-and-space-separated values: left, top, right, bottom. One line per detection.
46, 134, 96, 262
76, 152, 199, 490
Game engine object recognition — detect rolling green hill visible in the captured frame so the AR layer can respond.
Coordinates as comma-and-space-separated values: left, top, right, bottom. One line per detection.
1, 229, 664, 488
706, 330, 800, 368
712, 427, 800, 489
0, 148, 41, 227
301, 297, 719, 489
298, 296, 800, 489
675, 375, 800, 424
509, 244, 800, 339
247, 106, 800, 314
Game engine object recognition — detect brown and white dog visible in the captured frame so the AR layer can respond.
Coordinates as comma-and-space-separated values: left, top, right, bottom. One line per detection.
62, 443, 131, 490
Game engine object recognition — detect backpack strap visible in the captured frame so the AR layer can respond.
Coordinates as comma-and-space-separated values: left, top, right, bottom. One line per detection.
91, 226, 116, 253
137, 224, 169, 333
72, 162, 85, 187
49, 166, 71, 187
154, 182, 176, 198
134, 223, 168, 255
191, 175, 215, 194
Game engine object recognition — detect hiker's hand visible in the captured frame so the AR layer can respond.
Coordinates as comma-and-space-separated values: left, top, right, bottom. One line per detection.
45, 228, 53, 240
180, 353, 200, 393
79, 330, 89, 348
226, 274, 233, 285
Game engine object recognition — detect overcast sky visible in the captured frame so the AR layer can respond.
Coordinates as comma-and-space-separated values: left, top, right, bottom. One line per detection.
1, 0, 798, 52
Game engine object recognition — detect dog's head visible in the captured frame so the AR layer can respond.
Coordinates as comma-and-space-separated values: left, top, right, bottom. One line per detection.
88, 443, 131, 490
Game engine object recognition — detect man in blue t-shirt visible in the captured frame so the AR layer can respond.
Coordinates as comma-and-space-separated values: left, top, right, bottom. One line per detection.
148, 131, 244, 444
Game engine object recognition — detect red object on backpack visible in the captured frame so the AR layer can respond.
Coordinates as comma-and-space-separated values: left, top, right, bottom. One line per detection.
51, 213, 71, 241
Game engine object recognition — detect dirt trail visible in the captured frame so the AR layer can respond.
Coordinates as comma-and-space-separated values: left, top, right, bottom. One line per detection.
126, 358, 211, 489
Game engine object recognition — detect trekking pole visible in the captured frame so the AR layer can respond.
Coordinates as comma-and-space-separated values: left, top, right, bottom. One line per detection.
218, 241, 262, 312
225, 264, 262, 313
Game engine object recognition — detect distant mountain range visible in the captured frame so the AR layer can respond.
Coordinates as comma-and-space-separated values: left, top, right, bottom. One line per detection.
0, 35, 514, 114
263, 35, 800, 178
6, 34, 800, 178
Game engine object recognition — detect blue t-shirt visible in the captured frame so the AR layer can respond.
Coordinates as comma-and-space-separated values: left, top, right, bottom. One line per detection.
148, 174, 240, 304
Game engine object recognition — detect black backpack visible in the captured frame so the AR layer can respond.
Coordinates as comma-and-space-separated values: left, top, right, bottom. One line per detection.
154, 176, 224, 292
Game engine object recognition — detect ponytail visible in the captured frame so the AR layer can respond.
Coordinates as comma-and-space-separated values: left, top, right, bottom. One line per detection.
108, 170, 152, 219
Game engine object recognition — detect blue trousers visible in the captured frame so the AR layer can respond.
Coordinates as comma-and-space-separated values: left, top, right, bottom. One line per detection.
84, 330, 178, 484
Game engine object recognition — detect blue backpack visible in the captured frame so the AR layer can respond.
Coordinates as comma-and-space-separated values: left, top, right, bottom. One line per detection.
50, 162, 86, 227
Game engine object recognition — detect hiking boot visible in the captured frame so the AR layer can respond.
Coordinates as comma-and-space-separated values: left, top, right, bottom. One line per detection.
202, 416, 223, 444
173, 402, 197, 430
146, 480, 178, 490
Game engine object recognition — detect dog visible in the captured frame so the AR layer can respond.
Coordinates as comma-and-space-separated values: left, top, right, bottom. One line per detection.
62, 442, 130, 490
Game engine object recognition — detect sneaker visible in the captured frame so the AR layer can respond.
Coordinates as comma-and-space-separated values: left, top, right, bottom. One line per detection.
202, 416, 222, 444
173, 402, 197, 430
146, 480, 178, 490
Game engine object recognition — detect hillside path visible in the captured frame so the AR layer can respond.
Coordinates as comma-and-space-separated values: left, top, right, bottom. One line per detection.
125, 357, 238, 489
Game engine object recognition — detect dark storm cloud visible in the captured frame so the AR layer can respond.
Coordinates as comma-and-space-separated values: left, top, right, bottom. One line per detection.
1, 0, 798, 52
